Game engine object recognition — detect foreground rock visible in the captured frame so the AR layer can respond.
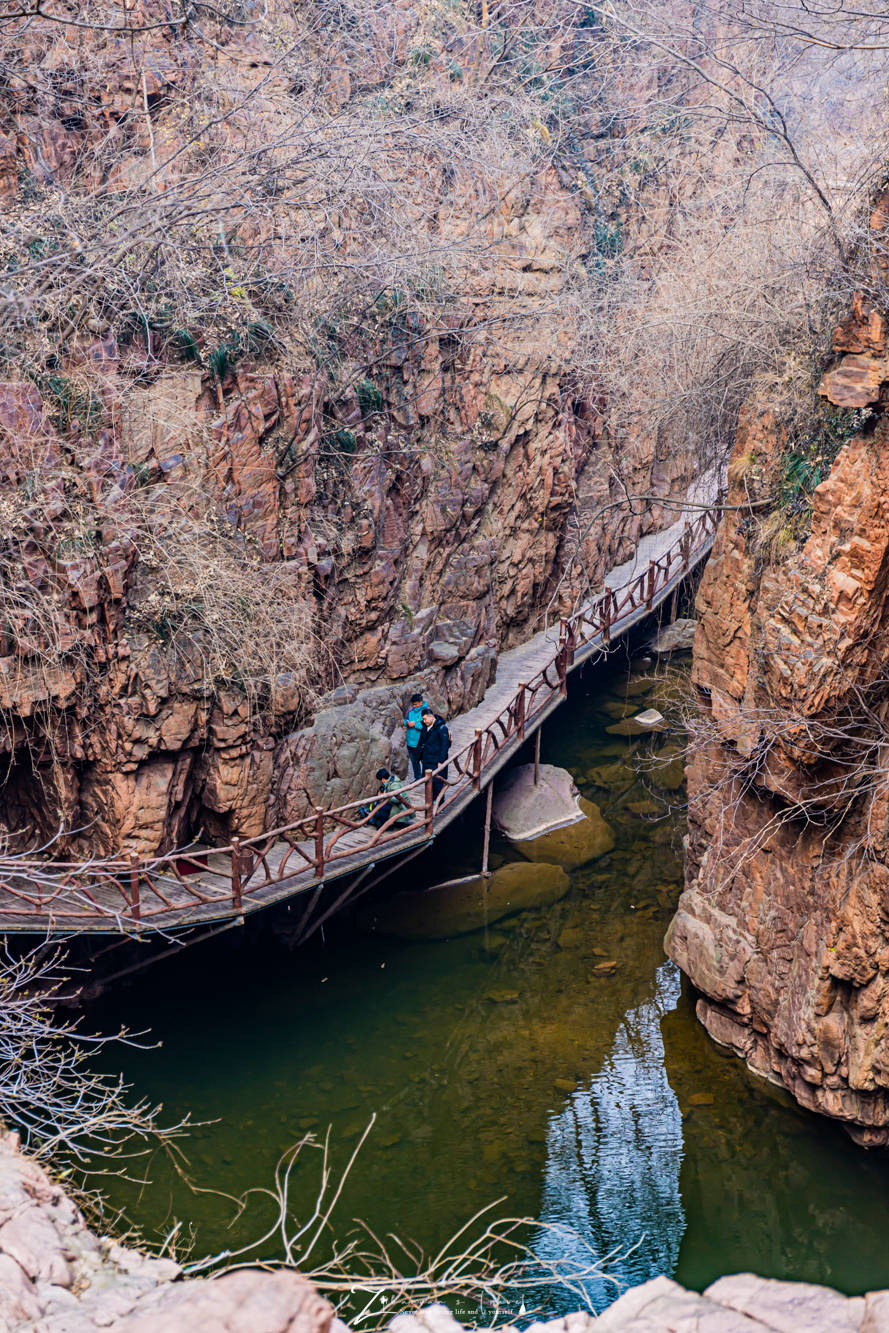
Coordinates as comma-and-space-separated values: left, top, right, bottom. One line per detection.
394, 1275, 888, 1333
0, 1131, 337, 1332
1, 1132, 887, 1333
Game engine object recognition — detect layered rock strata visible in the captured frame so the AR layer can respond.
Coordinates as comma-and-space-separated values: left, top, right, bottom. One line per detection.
668, 201, 889, 1143
0, 8, 695, 855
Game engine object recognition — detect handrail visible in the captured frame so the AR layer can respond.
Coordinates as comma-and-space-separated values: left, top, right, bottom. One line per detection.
0, 509, 719, 928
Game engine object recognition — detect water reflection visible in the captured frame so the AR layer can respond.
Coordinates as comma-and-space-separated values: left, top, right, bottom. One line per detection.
535, 963, 684, 1311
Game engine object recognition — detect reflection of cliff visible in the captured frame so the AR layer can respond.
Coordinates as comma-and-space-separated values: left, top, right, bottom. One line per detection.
534, 962, 685, 1311
660, 991, 889, 1294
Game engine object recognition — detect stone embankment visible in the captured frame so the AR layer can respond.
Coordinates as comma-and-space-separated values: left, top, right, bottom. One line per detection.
3, 1129, 886, 1332
666, 189, 889, 1145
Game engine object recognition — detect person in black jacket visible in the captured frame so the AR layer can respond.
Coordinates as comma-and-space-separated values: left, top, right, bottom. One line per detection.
417, 708, 450, 806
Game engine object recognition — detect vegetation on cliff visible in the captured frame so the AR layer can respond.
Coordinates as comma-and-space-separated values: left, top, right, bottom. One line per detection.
0, 0, 886, 855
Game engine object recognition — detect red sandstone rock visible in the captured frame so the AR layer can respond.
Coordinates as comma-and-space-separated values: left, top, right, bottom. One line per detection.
670, 259, 889, 1141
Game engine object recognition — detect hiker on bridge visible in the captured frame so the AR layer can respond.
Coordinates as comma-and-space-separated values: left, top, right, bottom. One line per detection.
366, 768, 413, 829
417, 708, 450, 806
403, 692, 428, 781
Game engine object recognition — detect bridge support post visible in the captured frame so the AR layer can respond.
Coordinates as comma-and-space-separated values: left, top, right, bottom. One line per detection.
533, 727, 541, 785
481, 782, 493, 878
231, 837, 243, 912
314, 808, 325, 879
128, 855, 141, 925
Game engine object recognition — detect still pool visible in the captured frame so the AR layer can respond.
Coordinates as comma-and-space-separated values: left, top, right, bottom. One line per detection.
89, 656, 889, 1314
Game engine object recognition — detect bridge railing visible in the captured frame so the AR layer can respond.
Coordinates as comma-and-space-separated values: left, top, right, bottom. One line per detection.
0, 508, 718, 928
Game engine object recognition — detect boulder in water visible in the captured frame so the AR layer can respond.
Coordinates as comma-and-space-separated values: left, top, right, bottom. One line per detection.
493, 763, 584, 840
649, 746, 685, 791
515, 797, 615, 869
369, 859, 570, 939
606, 708, 668, 736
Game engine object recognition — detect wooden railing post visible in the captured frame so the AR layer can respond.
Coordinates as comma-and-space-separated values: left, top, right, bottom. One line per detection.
601, 592, 612, 644
231, 837, 243, 911
516, 683, 527, 740
425, 771, 435, 836
129, 854, 141, 925
646, 559, 655, 609
680, 523, 691, 569
566, 619, 577, 667
557, 645, 568, 697
472, 728, 483, 790
314, 808, 325, 878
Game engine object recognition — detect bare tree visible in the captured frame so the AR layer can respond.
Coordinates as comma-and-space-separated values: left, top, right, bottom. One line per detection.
0, 935, 188, 1169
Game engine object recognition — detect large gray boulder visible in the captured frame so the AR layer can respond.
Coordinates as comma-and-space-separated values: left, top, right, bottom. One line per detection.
493, 764, 585, 840
648, 617, 697, 654
493, 764, 614, 868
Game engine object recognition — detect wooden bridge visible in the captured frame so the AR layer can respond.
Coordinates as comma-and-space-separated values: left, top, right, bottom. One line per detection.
0, 505, 719, 939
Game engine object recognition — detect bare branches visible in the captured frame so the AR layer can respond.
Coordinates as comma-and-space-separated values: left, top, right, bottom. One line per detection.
0, 938, 189, 1168
183, 1123, 632, 1329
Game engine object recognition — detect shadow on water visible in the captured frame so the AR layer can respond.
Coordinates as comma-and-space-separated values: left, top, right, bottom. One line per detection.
88, 650, 889, 1312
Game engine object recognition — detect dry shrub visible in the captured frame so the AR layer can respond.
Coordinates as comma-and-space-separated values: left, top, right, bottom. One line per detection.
0, 459, 319, 772
125, 489, 317, 713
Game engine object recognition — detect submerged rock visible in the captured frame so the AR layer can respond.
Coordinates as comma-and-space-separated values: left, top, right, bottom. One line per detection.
622, 674, 660, 697
624, 798, 661, 817
599, 698, 635, 719
369, 859, 570, 939
606, 708, 668, 736
585, 761, 636, 794
515, 797, 615, 869
493, 763, 584, 839
648, 745, 685, 791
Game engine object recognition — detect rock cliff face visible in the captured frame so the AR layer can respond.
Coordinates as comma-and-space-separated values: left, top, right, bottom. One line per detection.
0, 5, 695, 856
667, 196, 889, 1144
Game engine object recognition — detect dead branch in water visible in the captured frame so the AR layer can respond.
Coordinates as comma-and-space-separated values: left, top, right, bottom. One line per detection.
180, 1120, 634, 1328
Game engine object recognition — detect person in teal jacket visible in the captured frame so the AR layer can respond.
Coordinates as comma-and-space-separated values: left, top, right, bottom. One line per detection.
403, 692, 428, 781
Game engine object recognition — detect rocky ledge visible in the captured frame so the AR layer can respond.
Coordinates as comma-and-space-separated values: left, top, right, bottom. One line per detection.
397, 1274, 889, 1332
0, 1129, 335, 1332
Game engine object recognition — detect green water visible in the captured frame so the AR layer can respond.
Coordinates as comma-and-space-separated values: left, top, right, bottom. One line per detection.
88, 656, 889, 1314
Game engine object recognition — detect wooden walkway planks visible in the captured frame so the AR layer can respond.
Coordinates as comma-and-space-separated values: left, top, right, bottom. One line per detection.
0, 502, 717, 935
